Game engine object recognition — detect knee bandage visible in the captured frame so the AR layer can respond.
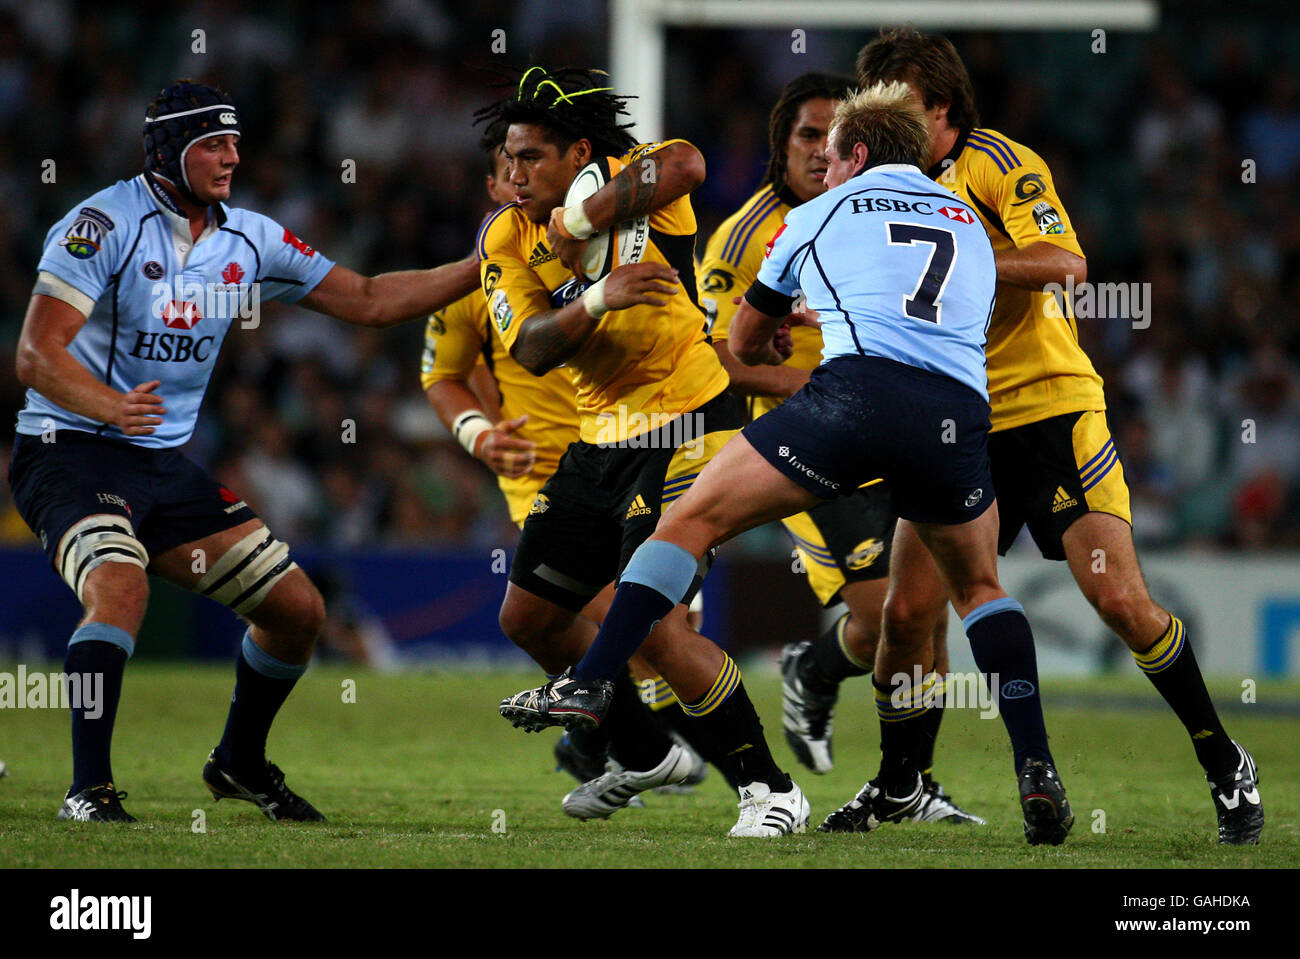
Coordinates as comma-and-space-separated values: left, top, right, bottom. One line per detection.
56, 515, 149, 602
195, 528, 297, 615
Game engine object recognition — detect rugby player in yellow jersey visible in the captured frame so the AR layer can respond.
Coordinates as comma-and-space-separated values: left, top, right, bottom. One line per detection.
850, 27, 1260, 844
484, 68, 805, 835
698, 72, 981, 825
422, 121, 714, 809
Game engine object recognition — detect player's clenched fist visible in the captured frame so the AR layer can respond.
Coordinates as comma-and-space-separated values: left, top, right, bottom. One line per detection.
602, 262, 680, 311
475, 415, 537, 478
117, 380, 166, 436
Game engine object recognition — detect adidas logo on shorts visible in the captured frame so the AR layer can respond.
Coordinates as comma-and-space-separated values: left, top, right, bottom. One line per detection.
625, 495, 653, 520
1051, 486, 1078, 513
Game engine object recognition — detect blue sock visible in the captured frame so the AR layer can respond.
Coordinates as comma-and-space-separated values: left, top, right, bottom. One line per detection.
574, 540, 699, 681
963, 598, 1052, 774
66, 624, 133, 792
215, 631, 307, 775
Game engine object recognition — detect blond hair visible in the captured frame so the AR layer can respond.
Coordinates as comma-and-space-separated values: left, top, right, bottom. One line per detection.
830, 81, 930, 170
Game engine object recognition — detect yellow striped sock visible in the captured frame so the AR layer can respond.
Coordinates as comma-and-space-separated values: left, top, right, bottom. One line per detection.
875, 671, 937, 722
835, 613, 873, 672
641, 674, 679, 711
1132, 615, 1186, 675
680, 655, 740, 717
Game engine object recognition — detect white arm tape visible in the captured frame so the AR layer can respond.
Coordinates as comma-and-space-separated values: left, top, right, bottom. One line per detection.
33, 271, 95, 318
582, 277, 609, 319
562, 203, 596, 240
452, 409, 492, 457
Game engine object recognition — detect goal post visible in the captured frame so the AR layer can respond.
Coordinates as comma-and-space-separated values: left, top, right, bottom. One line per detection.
610, 0, 1159, 139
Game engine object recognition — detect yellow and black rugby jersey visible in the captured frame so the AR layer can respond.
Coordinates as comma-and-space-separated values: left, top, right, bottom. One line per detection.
929, 127, 1106, 432
697, 182, 821, 420
421, 285, 580, 526
478, 141, 730, 445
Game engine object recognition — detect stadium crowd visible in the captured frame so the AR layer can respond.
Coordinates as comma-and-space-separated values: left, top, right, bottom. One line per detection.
2, 2, 1297, 552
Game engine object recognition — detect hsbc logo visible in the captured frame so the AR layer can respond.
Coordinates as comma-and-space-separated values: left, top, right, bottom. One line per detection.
150, 277, 261, 328
218, 111, 237, 125
939, 206, 975, 224
161, 300, 201, 330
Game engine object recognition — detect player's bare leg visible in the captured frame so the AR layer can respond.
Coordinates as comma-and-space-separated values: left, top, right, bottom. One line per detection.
150, 519, 326, 821
1062, 511, 1260, 843
498, 582, 600, 675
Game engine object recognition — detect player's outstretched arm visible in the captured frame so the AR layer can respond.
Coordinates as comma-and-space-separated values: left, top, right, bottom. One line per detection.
511, 262, 680, 375
299, 256, 480, 328
995, 242, 1086, 291
16, 294, 166, 435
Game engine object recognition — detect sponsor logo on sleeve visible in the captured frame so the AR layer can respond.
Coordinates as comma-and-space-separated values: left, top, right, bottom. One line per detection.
764, 224, 787, 259
1032, 200, 1064, 234
483, 263, 503, 296
60, 208, 116, 259
281, 228, 315, 257
491, 289, 513, 332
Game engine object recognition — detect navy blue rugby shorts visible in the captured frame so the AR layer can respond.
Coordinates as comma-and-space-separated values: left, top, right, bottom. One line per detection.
742, 354, 995, 525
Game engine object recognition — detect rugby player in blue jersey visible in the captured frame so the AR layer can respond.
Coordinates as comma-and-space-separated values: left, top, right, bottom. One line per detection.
10, 81, 479, 822
501, 82, 1075, 844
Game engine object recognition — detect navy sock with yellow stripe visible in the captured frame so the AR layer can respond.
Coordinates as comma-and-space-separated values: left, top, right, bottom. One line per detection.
874, 673, 935, 794
1132, 614, 1236, 778
804, 612, 871, 695
681, 655, 790, 791
604, 671, 674, 771
915, 676, 947, 786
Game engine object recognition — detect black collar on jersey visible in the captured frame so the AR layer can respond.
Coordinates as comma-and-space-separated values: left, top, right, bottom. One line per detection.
927, 128, 971, 181
775, 181, 803, 208
143, 170, 228, 226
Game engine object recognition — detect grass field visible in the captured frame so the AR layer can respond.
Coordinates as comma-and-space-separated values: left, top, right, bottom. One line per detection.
1, 662, 1295, 869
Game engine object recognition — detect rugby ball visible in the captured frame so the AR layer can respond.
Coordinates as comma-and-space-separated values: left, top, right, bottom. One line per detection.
563, 158, 650, 282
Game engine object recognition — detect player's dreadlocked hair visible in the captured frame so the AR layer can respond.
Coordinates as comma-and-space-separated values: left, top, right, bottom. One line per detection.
766, 72, 855, 191
473, 67, 637, 160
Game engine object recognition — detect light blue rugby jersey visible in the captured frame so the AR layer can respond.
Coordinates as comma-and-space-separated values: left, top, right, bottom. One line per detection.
18, 174, 334, 447
756, 163, 996, 399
